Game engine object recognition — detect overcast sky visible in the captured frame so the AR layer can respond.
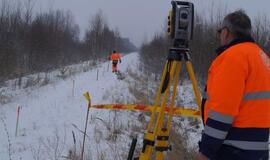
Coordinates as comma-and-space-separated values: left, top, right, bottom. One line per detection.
27, 0, 270, 47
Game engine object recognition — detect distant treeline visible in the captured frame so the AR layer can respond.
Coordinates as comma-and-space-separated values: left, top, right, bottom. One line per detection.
0, 0, 136, 82
140, 9, 270, 83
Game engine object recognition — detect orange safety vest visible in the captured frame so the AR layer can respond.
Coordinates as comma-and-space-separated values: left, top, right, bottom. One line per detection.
199, 38, 270, 159
110, 53, 121, 61
204, 42, 270, 127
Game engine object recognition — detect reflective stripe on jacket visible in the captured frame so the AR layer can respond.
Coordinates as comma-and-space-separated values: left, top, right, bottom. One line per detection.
199, 37, 270, 160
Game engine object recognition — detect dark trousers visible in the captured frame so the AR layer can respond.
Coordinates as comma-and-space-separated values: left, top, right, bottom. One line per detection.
112, 60, 118, 72
112, 61, 118, 66
215, 145, 269, 160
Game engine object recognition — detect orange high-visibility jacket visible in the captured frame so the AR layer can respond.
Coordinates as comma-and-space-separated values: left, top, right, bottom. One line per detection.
200, 39, 270, 159
110, 53, 121, 61
204, 42, 270, 127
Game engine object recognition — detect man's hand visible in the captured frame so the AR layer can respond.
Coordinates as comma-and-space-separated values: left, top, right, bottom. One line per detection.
197, 153, 209, 160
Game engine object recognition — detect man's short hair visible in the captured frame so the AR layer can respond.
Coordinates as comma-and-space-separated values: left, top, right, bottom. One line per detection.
222, 9, 252, 37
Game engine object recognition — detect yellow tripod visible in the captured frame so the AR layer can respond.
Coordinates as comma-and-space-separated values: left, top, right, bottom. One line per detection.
138, 48, 202, 160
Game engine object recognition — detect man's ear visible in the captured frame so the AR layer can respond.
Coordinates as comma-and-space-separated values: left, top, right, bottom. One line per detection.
224, 28, 230, 39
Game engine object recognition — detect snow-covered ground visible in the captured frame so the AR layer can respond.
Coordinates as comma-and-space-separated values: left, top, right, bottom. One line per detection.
0, 52, 201, 160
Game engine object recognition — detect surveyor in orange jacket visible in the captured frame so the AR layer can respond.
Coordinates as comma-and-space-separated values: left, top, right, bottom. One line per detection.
110, 50, 121, 72
198, 10, 270, 160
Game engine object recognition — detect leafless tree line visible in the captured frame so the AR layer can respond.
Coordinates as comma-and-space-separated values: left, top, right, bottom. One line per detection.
0, 0, 136, 83
84, 10, 136, 60
139, 9, 270, 83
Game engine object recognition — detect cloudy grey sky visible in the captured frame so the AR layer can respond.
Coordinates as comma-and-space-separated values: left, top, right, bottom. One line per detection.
28, 0, 270, 47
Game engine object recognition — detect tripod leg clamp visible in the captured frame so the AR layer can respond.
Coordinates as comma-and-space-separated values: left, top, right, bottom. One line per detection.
142, 139, 155, 153
155, 135, 171, 152
155, 145, 172, 152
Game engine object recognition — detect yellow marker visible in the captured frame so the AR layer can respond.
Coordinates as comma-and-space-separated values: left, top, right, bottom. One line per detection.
83, 92, 91, 102
82, 91, 91, 160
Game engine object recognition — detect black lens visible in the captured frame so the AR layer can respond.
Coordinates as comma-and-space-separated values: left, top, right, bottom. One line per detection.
181, 13, 188, 19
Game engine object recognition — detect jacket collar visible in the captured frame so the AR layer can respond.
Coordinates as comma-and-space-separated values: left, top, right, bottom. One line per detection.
216, 36, 255, 55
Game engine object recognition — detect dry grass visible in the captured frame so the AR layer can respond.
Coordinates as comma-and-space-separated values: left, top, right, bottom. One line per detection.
126, 68, 155, 105
0, 91, 11, 104
167, 129, 197, 160
67, 65, 198, 160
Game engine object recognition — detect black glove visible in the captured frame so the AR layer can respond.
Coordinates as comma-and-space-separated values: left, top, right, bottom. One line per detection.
119, 59, 122, 63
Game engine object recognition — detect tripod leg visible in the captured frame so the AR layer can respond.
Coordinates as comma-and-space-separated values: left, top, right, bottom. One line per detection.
155, 61, 182, 160
139, 61, 170, 160
167, 61, 182, 131
154, 61, 180, 160
147, 61, 169, 132
185, 61, 202, 113
155, 60, 177, 134
139, 61, 177, 160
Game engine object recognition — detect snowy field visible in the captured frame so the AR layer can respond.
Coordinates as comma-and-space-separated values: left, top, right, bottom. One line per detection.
0, 52, 202, 160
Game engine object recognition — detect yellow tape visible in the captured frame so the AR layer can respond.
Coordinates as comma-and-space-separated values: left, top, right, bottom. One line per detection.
92, 104, 200, 118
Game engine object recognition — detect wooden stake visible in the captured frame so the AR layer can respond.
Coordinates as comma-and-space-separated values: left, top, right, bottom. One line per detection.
72, 79, 75, 97
81, 92, 91, 160
15, 106, 21, 137
96, 69, 99, 81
